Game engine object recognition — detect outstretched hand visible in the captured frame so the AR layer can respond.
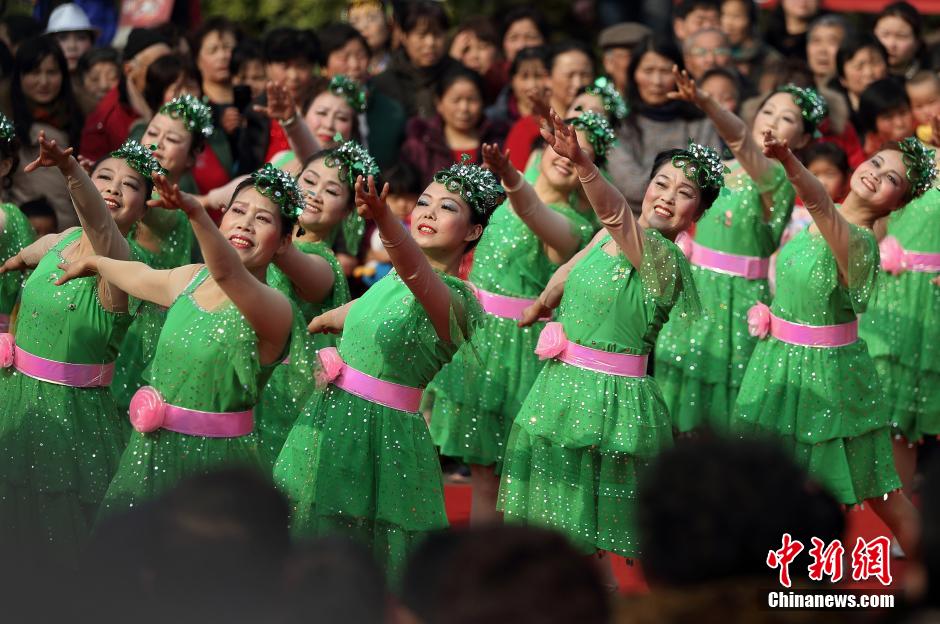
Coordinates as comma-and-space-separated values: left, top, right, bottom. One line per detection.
481, 143, 516, 183
0, 252, 26, 275
354, 175, 390, 221
667, 66, 706, 107
308, 310, 342, 334
54, 256, 102, 285
762, 129, 791, 161
540, 109, 588, 166
518, 300, 551, 327
254, 81, 297, 122
24, 131, 74, 173
147, 173, 202, 216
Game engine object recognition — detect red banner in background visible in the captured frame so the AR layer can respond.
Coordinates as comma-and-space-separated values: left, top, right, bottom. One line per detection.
118, 0, 175, 29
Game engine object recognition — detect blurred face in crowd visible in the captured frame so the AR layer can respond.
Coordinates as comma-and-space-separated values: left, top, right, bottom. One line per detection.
324, 38, 370, 84
874, 15, 918, 71
198, 29, 237, 86
21, 53, 63, 105
602, 47, 631, 94
541, 128, 596, 192
304, 90, 355, 148
143, 113, 195, 181
348, 3, 390, 52
751, 91, 810, 148
634, 51, 675, 106
674, 6, 720, 41
700, 72, 739, 112
451, 31, 499, 76
782, 0, 818, 21
720, 0, 751, 46
683, 29, 731, 79
549, 49, 592, 110
511, 57, 548, 114
503, 18, 544, 63
436, 77, 483, 134
907, 79, 940, 126
807, 24, 845, 83
266, 57, 315, 104
234, 59, 267, 99
566, 92, 605, 118
125, 42, 172, 93
840, 47, 887, 101
874, 105, 914, 143
83, 59, 120, 102
55, 31, 93, 71
401, 18, 446, 68
807, 157, 847, 201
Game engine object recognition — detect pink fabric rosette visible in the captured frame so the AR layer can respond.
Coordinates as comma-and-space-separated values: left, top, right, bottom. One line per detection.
879, 236, 904, 275
0, 333, 13, 368
129, 386, 166, 433
534, 322, 568, 360
675, 231, 694, 258
747, 302, 771, 339
316, 347, 346, 386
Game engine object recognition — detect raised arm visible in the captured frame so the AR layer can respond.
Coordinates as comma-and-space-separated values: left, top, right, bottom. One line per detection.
482, 143, 580, 263
150, 175, 293, 360
763, 131, 850, 277
55, 256, 200, 308
308, 299, 355, 334
668, 67, 776, 190
542, 110, 645, 268
24, 132, 130, 260
254, 81, 319, 163
356, 175, 456, 342
0, 229, 75, 273
272, 243, 337, 304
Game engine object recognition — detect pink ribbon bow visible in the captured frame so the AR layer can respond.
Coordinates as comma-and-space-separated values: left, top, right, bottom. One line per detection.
879, 236, 905, 275
316, 347, 346, 386
129, 386, 167, 433
534, 322, 568, 360
0, 333, 13, 369
675, 231, 694, 258
747, 302, 771, 339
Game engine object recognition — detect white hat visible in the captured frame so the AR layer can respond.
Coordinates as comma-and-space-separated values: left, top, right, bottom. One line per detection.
45, 3, 99, 38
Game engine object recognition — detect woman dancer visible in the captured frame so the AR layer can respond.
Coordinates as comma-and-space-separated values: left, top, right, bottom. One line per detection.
275, 159, 504, 576
0, 134, 161, 561
656, 69, 818, 434
55, 164, 299, 514
733, 132, 933, 556
428, 111, 612, 523
499, 112, 722, 571
0, 114, 35, 333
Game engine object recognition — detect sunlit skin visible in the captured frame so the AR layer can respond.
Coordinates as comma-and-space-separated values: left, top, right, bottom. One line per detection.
304, 91, 355, 148
548, 50, 593, 113
324, 38, 370, 84
751, 92, 810, 149
634, 51, 676, 107
846, 150, 909, 215
295, 158, 351, 238
539, 129, 597, 193
409, 182, 482, 267
807, 24, 845, 84
82, 60, 119, 102
21, 54, 63, 105
874, 15, 918, 71
401, 20, 446, 68
89, 158, 149, 235
55, 31, 92, 71
142, 113, 195, 182
503, 18, 544, 63
220, 186, 291, 273
511, 58, 549, 116
637, 162, 705, 240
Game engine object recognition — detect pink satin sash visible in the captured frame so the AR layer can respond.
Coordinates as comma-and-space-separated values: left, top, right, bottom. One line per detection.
14, 345, 114, 387
318, 347, 424, 413
473, 286, 552, 321
771, 313, 858, 348
902, 250, 940, 272
161, 404, 254, 438
690, 241, 770, 280
535, 322, 647, 377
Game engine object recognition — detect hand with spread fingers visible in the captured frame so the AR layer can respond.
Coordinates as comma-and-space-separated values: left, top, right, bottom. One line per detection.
482, 143, 519, 187
24, 131, 75, 173
148, 173, 203, 217
762, 129, 791, 161
667, 65, 708, 108
540, 109, 589, 167
354, 175, 391, 221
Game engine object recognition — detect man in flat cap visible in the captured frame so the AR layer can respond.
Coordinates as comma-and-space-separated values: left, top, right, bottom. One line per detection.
597, 22, 651, 96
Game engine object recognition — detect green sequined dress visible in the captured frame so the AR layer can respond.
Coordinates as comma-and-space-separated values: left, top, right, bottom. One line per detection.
0, 203, 36, 324
427, 186, 595, 471
274, 270, 482, 576
98, 268, 279, 517
860, 189, 940, 441
255, 240, 350, 467
0, 229, 132, 562
112, 211, 193, 412
498, 231, 697, 557
656, 162, 794, 433
732, 226, 901, 505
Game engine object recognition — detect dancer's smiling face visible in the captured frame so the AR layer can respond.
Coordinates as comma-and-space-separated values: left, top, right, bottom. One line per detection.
541, 128, 596, 192
410, 182, 482, 254
640, 161, 704, 238
848, 148, 910, 214
296, 157, 351, 233
221, 187, 290, 268
91, 158, 149, 234
142, 113, 194, 180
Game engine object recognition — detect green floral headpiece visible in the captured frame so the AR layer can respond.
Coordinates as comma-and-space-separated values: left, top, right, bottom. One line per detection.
584, 76, 628, 121
110, 140, 167, 180
250, 163, 305, 221
779, 84, 828, 133
897, 136, 938, 198
323, 139, 379, 252
159, 94, 214, 138
0, 112, 14, 144
433, 154, 505, 219
671, 139, 728, 192
329, 75, 367, 113
567, 110, 616, 160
